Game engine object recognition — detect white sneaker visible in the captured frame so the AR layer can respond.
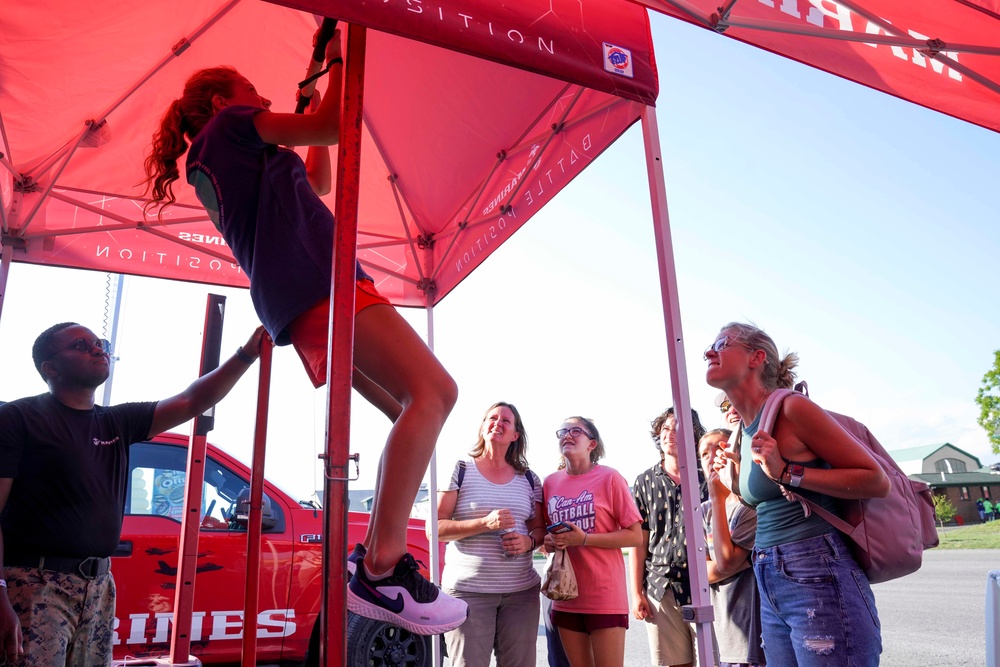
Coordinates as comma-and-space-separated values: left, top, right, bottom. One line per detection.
347, 552, 468, 635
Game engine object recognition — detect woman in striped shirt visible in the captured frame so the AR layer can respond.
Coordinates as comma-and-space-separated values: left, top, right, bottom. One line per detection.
434, 402, 546, 666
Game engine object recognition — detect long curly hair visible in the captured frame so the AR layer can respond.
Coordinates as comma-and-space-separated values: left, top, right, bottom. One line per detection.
142, 67, 243, 214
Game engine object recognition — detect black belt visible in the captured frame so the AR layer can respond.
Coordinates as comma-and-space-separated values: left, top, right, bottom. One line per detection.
7, 555, 111, 580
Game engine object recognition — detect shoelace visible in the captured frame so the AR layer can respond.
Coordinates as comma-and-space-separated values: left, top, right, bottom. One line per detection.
396, 554, 439, 602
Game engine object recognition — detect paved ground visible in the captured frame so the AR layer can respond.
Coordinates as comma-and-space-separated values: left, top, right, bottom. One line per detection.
478, 548, 998, 667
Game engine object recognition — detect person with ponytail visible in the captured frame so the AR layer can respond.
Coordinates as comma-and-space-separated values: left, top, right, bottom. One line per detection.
142, 28, 467, 636
706, 322, 889, 666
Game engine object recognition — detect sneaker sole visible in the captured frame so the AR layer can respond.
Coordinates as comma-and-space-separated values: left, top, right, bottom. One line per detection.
346, 587, 467, 635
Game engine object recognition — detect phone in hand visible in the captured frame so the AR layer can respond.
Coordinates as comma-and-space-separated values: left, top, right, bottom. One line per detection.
547, 521, 573, 534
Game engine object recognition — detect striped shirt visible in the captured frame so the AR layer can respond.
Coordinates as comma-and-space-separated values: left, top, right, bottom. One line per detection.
440, 458, 542, 593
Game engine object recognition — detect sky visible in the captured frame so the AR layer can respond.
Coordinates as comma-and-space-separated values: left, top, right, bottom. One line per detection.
1, 13, 998, 502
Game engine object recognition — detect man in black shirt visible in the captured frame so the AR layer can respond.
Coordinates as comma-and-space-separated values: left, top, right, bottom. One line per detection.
628, 407, 707, 667
0, 321, 265, 666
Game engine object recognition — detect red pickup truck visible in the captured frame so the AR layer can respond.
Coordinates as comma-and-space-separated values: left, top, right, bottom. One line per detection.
111, 432, 439, 666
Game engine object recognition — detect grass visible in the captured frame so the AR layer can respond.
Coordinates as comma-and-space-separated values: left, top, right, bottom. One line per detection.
935, 519, 1000, 549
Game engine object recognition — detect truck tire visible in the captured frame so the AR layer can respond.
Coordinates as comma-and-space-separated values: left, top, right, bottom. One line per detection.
346, 612, 437, 666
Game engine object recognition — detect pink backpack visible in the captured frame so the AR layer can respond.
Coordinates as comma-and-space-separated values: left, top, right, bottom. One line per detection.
759, 388, 939, 584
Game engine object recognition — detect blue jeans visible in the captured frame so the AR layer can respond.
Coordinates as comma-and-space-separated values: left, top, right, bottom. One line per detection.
753, 532, 881, 666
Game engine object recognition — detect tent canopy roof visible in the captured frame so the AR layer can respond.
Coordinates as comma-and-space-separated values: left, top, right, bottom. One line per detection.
633, 0, 1000, 133
0, 0, 656, 306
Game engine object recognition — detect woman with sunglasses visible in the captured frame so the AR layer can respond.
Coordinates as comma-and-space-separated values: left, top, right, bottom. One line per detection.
542, 417, 642, 667
705, 323, 889, 666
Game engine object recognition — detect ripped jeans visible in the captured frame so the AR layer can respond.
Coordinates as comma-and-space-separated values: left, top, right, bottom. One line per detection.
753, 532, 881, 666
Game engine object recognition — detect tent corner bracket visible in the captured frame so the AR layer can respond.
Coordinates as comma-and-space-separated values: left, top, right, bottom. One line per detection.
14, 177, 37, 193
709, 12, 730, 33
1, 233, 27, 252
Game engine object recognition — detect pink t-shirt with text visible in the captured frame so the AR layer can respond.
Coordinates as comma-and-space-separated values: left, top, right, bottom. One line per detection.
543, 464, 642, 614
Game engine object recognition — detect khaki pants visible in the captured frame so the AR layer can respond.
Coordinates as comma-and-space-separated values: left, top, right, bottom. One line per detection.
6, 566, 115, 667
444, 586, 540, 667
644, 590, 695, 667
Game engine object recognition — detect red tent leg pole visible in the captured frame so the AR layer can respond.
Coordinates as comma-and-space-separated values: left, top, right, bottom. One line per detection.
321, 22, 367, 667
169, 294, 227, 666
240, 340, 273, 667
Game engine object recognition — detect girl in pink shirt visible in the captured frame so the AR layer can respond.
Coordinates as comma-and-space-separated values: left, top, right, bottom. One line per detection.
542, 416, 643, 667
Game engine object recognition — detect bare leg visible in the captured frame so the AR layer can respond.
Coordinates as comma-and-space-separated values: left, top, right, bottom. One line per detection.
559, 628, 595, 667
351, 304, 457, 574
351, 367, 402, 549
588, 627, 626, 667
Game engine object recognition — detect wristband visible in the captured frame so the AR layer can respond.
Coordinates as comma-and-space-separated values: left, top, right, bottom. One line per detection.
0, 579, 6, 588
581, 533, 588, 547
327, 57, 344, 67
777, 461, 791, 485
529, 535, 536, 551
235, 346, 256, 365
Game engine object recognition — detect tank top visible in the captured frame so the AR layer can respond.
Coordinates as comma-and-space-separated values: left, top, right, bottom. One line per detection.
739, 410, 838, 548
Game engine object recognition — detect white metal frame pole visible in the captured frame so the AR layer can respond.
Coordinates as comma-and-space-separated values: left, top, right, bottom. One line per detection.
425, 301, 443, 667
640, 104, 715, 667
101, 274, 125, 407
0, 243, 11, 326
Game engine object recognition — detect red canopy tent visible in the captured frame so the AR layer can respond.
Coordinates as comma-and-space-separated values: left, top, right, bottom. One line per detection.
632, 0, 1000, 132
3, 1, 716, 665
4, 0, 996, 664
0, 0, 656, 308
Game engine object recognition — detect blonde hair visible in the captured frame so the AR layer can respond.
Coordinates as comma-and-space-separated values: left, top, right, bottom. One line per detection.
720, 322, 799, 390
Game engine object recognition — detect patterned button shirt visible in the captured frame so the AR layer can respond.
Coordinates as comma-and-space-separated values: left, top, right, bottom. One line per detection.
632, 461, 704, 606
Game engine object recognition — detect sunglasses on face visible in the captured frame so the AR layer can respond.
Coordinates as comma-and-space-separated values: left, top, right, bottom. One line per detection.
703, 336, 744, 360
719, 399, 733, 413
556, 426, 594, 440
48, 337, 112, 360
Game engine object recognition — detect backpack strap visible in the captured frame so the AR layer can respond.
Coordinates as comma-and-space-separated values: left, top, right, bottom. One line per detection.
760, 389, 854, 536
457, 460, 535, 491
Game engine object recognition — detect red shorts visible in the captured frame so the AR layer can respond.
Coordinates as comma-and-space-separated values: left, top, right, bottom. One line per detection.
551, 611, 629, 634
287, 279, 391, 388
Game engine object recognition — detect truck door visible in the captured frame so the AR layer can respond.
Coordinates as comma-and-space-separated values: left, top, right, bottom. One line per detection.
113, 441, 296, 664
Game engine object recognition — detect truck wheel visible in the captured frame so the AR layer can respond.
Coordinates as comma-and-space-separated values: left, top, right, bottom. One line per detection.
346, 612, 437, 666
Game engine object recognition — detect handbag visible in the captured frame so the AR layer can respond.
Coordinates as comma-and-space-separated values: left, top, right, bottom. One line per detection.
540, 549, 579, 600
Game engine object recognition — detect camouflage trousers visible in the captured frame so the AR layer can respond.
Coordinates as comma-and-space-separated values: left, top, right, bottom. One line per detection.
5, 565, 115, 667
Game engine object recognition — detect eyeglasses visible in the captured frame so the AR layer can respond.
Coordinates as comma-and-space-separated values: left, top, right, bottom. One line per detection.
719, 399, 733, 413
47, 337, 112, 360
556, 427, 594, 440
703, 336, 745, 360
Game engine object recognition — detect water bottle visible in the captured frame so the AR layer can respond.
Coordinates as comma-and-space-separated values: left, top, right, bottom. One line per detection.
500, 527, 520, 559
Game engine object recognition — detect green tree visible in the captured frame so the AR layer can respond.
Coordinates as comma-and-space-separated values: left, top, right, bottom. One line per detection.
932, 493, 957, 528
976, 350, 1000, 455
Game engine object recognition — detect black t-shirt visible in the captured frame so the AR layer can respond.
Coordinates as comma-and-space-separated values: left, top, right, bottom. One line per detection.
0, 393, 156, 558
